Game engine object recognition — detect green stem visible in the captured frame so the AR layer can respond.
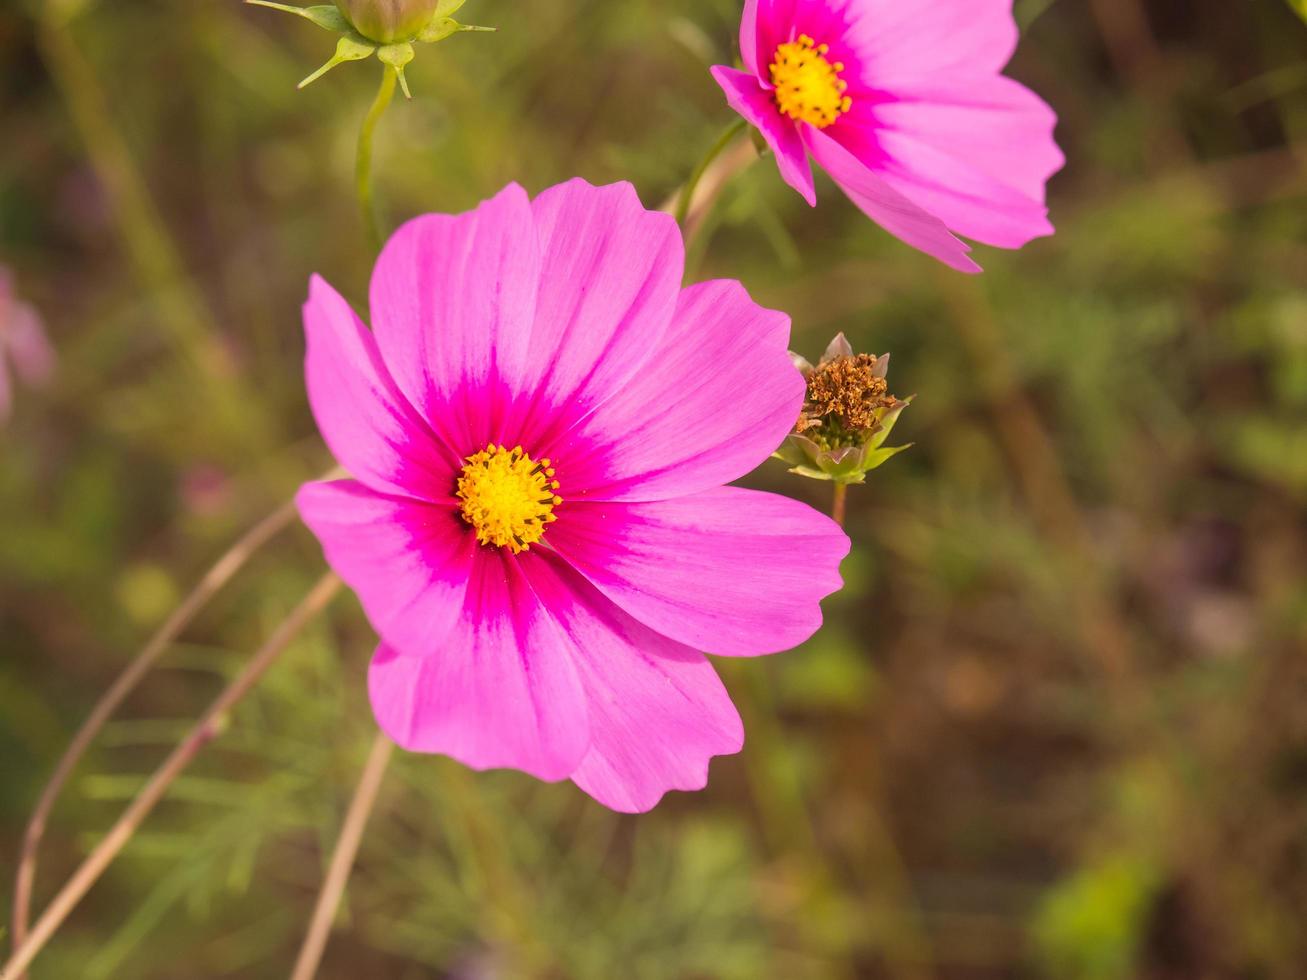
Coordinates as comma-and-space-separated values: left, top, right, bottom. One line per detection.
832, 482, 848, 527
675, 118, 747, 228
356, 66, 399, 251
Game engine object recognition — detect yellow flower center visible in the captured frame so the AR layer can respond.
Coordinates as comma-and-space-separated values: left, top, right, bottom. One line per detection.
770, 34, 852, 128
456, 444, 561, 554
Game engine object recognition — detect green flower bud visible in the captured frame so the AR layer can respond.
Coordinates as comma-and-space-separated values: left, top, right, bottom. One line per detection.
247, 0, 492, 96
774, 333, 913, 484
336, 0, 441, 43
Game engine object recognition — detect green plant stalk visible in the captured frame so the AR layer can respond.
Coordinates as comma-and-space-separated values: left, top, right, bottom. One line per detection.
674, 118, 748, 228
357, 66, 400, 252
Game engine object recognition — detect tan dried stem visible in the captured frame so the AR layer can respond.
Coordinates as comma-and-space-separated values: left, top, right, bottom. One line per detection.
9, 468, 342, 972
290, 732, 395, 980
1, 572, 343, 979
11, 496, 294, 965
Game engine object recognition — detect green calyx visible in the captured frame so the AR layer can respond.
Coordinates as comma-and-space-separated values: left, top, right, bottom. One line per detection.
245, 0, 494, 98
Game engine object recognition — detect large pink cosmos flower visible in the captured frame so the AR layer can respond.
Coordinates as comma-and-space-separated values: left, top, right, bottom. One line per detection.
296, 179, 849, 812
711, 0, 1064, 272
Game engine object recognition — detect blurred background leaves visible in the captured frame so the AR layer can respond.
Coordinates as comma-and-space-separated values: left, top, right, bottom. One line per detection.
2, 0, 1306, 977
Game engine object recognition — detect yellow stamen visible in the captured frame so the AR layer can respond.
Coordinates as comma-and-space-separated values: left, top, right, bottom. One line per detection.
456, 444, 561, 554
769, 34, 852, 128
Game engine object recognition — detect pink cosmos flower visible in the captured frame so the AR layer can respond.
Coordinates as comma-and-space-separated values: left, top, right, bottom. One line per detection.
296, 179, 849, 812
711, 0, 1064, 272
0, 266, 56, 424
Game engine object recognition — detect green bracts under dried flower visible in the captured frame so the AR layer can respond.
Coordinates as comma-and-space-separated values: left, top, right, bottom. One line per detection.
775, 333, 913, 484
246, 0, 493, 97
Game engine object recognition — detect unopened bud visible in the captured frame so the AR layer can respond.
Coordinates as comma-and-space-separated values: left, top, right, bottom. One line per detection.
247, 0, 493, 96
336, 0, 441, 43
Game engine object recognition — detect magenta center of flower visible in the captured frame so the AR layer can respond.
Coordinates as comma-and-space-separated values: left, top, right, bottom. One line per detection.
769, 34, 851, 128
456, 444, 561, 554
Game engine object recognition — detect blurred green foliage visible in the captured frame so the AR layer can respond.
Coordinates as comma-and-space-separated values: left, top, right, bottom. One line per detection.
2, 0, 1306, 977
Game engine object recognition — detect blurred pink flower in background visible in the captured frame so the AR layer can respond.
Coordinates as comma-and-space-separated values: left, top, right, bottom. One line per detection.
297, 179, 849, 812
0, 265, 56, 423
712, 0, 1064, 272
181, 464, 236, 518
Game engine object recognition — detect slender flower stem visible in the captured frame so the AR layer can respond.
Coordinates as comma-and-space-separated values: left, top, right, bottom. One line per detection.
674, 118, 748, 228
831, 483, 848, 527
356, 66, 399, 252
7, 478, 336, 973
1, 573, 343, 980
290, 732, 395, 980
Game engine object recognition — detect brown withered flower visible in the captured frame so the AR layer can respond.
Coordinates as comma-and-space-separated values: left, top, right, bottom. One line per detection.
775, 333, 912, 484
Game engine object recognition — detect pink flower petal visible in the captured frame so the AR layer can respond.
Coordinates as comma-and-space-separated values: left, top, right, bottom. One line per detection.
710, 66, 816, 206
369, 549, 590, 781
750, 0, 872, 95
548, 279, 804, 501
749, 0, 796, 78
296, 479, 473, 660
865, 73, 1064, 207
831, 0, 1018, 78
520, 551, 744, 813
740, 0, 763, 76
303, 274, 458, 498
0, 362, 11, 423
551, 487, 849, 656
509, 180, 684, 448
7, 304, 55, 385
368, 183, 542, 452
866, 127, 1054, 248
803, 126, 981, 273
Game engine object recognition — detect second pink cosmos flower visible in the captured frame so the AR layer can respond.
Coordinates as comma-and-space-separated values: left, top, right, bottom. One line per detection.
297, 179, 849, 812
712, 0, 1065, 272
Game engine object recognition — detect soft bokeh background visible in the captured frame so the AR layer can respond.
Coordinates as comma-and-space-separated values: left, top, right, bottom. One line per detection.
3, 0, 1306, 976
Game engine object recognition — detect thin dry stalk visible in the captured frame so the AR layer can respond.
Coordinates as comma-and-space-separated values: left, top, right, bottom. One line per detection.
1, 573, 342, 980
9, 494, 302, 967
290, 732, 395, 980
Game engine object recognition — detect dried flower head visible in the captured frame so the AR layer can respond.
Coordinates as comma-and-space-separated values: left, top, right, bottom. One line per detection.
246, 0, 492, 98
798, 351, 894, 433
776, 333, 912, 484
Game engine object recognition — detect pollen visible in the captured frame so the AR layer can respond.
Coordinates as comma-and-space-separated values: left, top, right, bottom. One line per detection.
456, 444, 561, 554
770, 34, 852, 128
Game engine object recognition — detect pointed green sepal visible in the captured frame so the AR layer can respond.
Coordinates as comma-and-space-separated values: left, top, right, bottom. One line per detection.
433, 0, 469, 17
245, 1, 352, 32
377, 43, 416, 99
419, 17, 496, 42
298, 35, 376, 89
